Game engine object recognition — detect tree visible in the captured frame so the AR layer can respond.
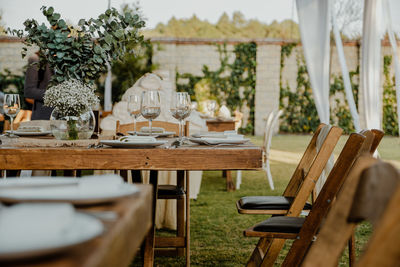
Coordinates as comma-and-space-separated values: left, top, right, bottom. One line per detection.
334, 0, 363, 38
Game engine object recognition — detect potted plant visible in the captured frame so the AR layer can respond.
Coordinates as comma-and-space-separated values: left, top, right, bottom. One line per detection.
9, 6, 145, 139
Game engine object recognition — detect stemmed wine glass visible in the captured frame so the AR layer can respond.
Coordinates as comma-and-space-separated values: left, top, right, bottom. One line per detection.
3, 94, 21, 138
207, 100, 217, 117
141, 90, 161, 135
170, 92, 191, 143
127, 94, 141, 135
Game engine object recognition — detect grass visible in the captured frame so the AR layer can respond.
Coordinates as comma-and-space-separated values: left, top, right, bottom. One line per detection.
132, 134, 399, 266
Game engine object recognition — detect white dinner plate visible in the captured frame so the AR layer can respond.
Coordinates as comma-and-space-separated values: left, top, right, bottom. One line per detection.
129, 131, 176, 137
100, 139, 167, 148
0, 178, 139, 205
189, 137, 249, 145
0, 212, 103, 261
7, 131, 52, 136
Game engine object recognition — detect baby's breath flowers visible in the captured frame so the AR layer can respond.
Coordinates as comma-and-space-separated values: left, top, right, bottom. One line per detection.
44, 79, 99, 117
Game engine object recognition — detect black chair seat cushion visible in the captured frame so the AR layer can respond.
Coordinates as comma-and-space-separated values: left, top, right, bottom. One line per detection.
158, 184, 185, 197
253, 216, 305, 233
239, 196, 312, 210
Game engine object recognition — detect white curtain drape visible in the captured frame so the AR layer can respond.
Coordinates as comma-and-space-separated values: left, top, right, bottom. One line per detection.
296, 0, 331, 124
360, 0, 384, 130
384, 0, 400, 136
331, 7, 361, 132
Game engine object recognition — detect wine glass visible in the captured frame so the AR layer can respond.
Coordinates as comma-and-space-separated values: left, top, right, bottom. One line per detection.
207, 100, 217, 117
170, 92, 191, 142
127, 94, 141, 135
3, 94, 21, 138
141, 90, 161, 135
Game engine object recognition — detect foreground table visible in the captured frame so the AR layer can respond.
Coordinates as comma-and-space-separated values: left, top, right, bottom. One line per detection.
2, 184, 152, 267
0, 139, 263, 266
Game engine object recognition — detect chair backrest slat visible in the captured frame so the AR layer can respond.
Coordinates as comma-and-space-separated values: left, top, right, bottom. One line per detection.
299, 157, 399, 267
116, 120, 188, 136
284, 124, 329, 197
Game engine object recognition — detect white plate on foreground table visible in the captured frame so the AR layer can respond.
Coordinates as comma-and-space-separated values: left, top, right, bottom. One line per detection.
100, 139, 167, 148
0, 208, 103, 261
128, 131, 176, 137
0, 177, 139, 205
189, 137, 249, 145
6, 130, 52, 136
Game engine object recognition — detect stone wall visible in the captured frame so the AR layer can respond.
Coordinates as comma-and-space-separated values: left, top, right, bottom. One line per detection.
0, 36, 397, 135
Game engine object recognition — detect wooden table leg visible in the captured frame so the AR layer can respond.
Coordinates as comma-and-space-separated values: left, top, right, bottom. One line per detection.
226, 171, 235, 192
143, 170, 158, 267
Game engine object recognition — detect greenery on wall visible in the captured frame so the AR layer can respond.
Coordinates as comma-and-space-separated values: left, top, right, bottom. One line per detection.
382, 55, 399, 136
176, 42, 257, 134
279, 43, 360, 134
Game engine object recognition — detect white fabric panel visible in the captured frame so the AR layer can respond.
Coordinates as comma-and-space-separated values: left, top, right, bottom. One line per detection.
388, 0, 400, 36
331, 8, 361, 132
384, 0, 400, 136
296, 0, 331, 124
360, 0, 383, 130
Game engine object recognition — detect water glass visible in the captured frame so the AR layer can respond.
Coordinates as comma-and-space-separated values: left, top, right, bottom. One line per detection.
3, 94, 20, 138
141, 90, 161, 135
127, 94, 141, 135
170, 92, 191, 142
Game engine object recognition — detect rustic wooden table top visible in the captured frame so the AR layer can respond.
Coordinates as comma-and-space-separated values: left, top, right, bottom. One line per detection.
0, 138, 263, 171
3, 184, 153, 267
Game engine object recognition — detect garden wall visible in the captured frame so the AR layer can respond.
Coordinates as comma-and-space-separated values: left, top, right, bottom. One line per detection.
0, 36, 397, 135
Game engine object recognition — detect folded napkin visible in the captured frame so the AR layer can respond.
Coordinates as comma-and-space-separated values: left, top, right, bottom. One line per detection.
139, 127, 164, 133
17, 126, 45, 132
192, 131, 243, 140
0, 203, 75, 253
119, 135, 156, 143
18, 120, 51, 131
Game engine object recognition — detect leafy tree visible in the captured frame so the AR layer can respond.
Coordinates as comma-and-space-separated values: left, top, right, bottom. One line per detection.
144, 11, 300, 40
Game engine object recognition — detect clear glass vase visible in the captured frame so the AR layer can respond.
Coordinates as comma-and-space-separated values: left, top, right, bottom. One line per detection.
50, 109, 95, 140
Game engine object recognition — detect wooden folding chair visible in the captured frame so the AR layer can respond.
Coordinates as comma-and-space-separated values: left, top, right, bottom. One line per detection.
243, 130, 378, 267
116, 120, 190, 265
116, 120, 189, 136
300, 156, 400, 267
236, 124, 342, 216
261, 109, 283, 191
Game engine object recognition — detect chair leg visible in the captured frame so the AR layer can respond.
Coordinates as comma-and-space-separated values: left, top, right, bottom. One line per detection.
246, 238, 273, 267
348, 231, 356, 267
236, 171, 242, 189
120, 170, 128, 182
259, 238, 285, 267
185, 171, 190, 266
177, 170, 185, 256
265, 160, 275, 190
143, 170, 158, 267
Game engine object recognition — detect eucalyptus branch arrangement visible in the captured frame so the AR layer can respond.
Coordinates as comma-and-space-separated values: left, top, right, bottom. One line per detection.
9, 6, 145, 84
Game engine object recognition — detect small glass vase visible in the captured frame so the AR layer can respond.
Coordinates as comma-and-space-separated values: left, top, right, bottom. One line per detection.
50, 109, 95, 140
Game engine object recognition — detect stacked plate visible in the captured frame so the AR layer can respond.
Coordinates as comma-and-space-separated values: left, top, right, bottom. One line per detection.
190, 131, 249, 145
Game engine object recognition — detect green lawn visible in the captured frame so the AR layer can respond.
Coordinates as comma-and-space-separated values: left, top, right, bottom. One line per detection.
132, 134, 399, 266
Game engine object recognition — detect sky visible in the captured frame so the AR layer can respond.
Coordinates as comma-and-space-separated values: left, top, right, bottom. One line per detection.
0, 0, 298, 30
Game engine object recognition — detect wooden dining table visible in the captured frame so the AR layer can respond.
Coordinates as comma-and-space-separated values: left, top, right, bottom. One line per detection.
0, 137, 263, 266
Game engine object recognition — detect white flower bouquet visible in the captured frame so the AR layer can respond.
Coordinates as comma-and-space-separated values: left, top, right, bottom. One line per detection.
44, 79, 100, 140
44, 79, 99, 117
